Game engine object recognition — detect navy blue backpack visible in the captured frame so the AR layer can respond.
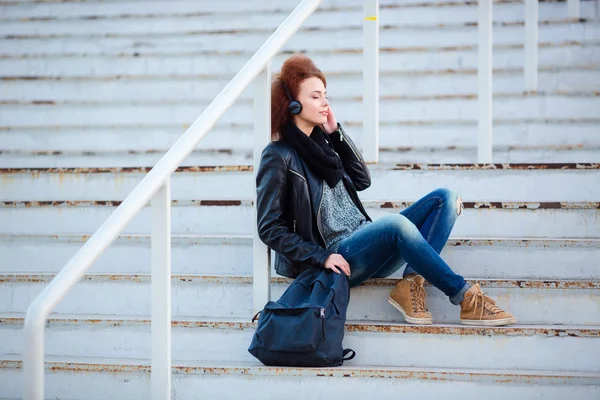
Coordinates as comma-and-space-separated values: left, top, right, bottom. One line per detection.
248, 267, 355, 367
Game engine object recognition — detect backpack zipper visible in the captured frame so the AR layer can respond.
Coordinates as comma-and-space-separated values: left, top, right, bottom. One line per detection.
320, 308, 326, 339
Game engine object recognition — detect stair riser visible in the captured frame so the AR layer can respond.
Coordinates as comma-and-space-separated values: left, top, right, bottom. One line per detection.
1, 236, 598, 280
1, 0, 597, 23
4, 71, 600, 103
2, 97, 598, 128
1, 205, 597, 237
3, 44, 599, 76
3, 169, 599, 202
1, 281, 598, 324
1, 366, 598, 400
1, 324, 597, 371
2, 1, 599, 35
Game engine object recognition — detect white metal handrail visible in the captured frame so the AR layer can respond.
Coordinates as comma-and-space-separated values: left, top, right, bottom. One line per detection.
23, 1, 325, 398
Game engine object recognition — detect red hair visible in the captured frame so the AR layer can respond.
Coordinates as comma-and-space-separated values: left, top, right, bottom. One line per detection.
271, 54, 327, 140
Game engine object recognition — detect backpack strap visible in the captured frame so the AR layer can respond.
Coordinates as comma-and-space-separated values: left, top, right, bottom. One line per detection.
339, 348, 356, 365
251, 311, 261, 323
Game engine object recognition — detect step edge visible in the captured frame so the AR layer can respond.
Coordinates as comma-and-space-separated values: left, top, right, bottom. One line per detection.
0, 314, 598, 337
1, 273, 598, 289
1, 355, 599, 383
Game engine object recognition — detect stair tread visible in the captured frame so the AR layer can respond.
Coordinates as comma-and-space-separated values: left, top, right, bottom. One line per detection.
2, 233, 599, 244
1, 354, 599, 380
1, 273, 597, 287
2, 162, 600, 173
1, 313, 598, 335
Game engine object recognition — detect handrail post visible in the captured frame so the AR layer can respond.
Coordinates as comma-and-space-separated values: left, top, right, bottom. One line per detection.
363, 0, 379, 163
24, 312, 45, 400
253, 63, 272, 314
151, 179, 172, 400
568, 0, 580, 20
525, 0, 538, 92
477, 0, 493, 163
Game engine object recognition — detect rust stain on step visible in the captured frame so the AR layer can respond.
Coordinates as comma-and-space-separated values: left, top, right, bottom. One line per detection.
2, 164, 599, 175
392, 163, 600, 171
0, 165, 253, 175
2, 274, 597, 290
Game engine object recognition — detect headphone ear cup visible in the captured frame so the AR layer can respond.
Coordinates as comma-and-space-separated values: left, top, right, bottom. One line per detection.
288, 100, 302, 115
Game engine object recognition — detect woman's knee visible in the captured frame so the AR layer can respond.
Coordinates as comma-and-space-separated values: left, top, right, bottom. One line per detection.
431, 187, 463, 216
383, 214, 422, 243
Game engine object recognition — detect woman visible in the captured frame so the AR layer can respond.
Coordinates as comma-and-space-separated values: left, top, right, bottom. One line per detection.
256, 54, 515, 326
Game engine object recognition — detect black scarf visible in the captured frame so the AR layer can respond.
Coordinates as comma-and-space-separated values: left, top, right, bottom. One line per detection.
281, 122, 344, 188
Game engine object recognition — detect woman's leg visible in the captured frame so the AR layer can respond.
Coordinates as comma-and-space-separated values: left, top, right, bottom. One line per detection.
338, 191, 516, 326
338, 213, 468, 304
385, 188, 463, 278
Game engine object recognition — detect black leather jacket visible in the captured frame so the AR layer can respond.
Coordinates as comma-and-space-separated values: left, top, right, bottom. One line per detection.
256, 124, 372, 279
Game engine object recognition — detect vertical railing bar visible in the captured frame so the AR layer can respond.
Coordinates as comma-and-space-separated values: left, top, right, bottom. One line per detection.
477, 0, 493, 163
253, 62, 272, 314
151, 180, 172, 400
363, 0, 379, 164
568, 0, 580, 20
525, 0, 539, 92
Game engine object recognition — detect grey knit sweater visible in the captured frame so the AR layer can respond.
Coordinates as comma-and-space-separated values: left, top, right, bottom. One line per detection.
320, 180, 371, 253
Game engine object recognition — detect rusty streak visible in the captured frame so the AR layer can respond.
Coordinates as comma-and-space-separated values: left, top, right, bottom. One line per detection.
1, 274, 597, 290
1, 316, 597, 338
1, 200, 598, 210
392, 163, 600, 171
0, 359, 596, 384
0, 165, 253, 174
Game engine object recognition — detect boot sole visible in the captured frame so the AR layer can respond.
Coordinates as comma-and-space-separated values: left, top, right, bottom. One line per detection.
460, 316, 517, 326
387, 297, 433, 325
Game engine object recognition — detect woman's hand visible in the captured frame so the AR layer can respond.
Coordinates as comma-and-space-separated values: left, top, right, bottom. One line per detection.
324, 253, 351, 276
322, 106, 338, 134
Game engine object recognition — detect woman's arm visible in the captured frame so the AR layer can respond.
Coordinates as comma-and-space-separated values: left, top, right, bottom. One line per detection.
327, 123, 371, 191
256, 145, 334, 268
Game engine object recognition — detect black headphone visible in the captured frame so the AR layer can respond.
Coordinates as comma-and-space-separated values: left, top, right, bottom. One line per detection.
282, 81, 302, 115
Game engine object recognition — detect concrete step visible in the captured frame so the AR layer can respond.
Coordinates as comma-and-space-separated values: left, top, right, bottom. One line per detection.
1, 199, 598, 238
1, 355, 599, 400
3, 40, 599, 77
3, 71, 600, 102
1, 234, 598, 280
1, 95, 599, 128
1, 274, 598, 325
4, 144, 600, 167
3, 123, 600, 166
1, 315, 598, 371
1, 0, 597, 25
3, 21, 600, 59
6, 17, 599, 42
3, 164, 599, 202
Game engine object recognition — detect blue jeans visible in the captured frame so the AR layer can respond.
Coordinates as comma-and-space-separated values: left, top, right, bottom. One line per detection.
337, 188, 470, 305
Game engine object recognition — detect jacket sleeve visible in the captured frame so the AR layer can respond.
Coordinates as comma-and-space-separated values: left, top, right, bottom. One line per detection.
328, 123, 371, 191
256, 146, 334, 267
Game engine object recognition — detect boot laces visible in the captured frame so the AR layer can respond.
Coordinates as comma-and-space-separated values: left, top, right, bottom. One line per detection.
469, 289, 503, 319
410, 282, 428, 313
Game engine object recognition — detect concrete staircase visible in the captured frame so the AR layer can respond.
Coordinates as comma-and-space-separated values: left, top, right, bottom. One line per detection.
1, 0, 600, 398
1, 164, 600, 398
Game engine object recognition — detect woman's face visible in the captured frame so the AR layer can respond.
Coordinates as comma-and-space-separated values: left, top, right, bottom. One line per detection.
294, 76, 329, 127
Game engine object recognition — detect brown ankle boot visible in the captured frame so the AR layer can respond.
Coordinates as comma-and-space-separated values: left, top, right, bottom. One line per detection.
388, 274, 433, 325
460, 284, 516, 326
